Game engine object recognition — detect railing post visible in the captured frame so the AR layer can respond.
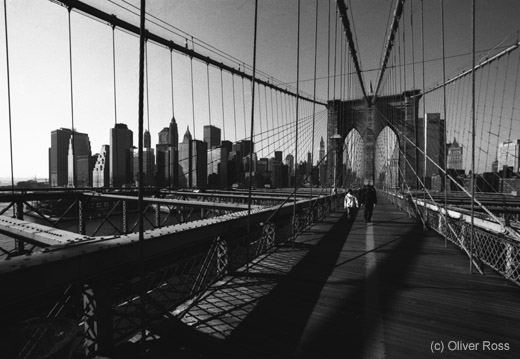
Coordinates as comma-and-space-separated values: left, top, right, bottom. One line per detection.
15, 201, 25, 254
83, 280, 114, 357
78, 198, 86, 235
122, 200, 128, 234
216, 236, 228, 277
155, 203, 161, 228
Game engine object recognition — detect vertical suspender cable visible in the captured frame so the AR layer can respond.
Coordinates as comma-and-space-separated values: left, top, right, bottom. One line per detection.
421, 0, 427, 207
137, 0, 146, 342
232, 74, 237, 141
242, 73, 247, 139
470, 0, 476, 273
3, 0, 15, 195
505, 46, 520, 192
327, 0, 331, 101
441, 0, 448, 247
190, 56, 195, 138
145, 40, 150, 131
327, 0, 331, 195
207, 63, 212, 128
232, 74, 239, 184
221, 69, 225, 140
170, 49, 175, 115
333, 5, 338, 100
112, 25, 118, 124
310, 0, 319, 197
411, 0, 419, 191
247, 0, 258, 234
207, 64, 212, 175
264, 85, 269, 156
293, 0, 301, 233
67, 7, 76, 187
495, 52, 510, 191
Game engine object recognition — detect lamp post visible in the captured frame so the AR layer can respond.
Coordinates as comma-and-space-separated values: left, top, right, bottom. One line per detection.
330, 133, 342, 191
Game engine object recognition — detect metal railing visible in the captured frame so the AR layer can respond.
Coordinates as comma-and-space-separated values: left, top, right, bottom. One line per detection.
384, 190, 520, 286
0, 192, 341, 358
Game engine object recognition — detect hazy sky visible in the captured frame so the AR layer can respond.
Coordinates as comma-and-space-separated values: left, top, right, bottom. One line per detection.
1, 0, 519, 179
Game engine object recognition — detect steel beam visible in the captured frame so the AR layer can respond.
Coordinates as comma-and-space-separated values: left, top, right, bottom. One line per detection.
336, 0, 368, 101
52, 0, 326, 106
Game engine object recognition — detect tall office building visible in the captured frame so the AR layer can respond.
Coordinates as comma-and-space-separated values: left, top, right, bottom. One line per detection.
179, 127, 193, 187
110, 123, 133, 188
179, 127, 208, 188
204, 125, 221, 149
49, 128, 72, 187
241, 140, 254, 157
498, 139, 520, 173
192, 139, 208, 188
67, 131, 92, 187
156, 127, 170, 187
208, 146, 228, 188
417, 113, 445, 179
285, 154, 294, 175
133, 130, 155, 186
93, 145, 110, 187
169, 116, 179, 187
447, 138, 463, 170
307, 152, 312, 175
319, 137, 325, 163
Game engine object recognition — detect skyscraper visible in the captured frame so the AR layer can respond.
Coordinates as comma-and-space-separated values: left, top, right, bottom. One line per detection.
169, 116, 179, 187
156, 127, 170, 187
93, 145, 110, 187
133, 130, 155, 186
110, 123, 133, 188
418, 113, 445, 179
178, 127, 193, 187
192, 139, 208, 188
285, 154, 294, 175
67, 130, 92, 187
447, 138, 463, 170
208, 146, 228, 188
319, 137, 325, 163
498, 140, 520, 173
204, 125, 221, 149
49, 128, 72, 187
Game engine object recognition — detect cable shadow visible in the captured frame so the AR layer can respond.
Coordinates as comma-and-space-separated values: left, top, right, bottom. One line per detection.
223, 211, 424, 358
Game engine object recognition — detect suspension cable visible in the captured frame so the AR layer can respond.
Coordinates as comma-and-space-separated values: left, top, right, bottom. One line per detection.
112, 24, 118, 124
232, 74, 237, 142
293, 0, 301, 231
310, 0, 319, 194
220, 69, 225, 140
170, 48, 175, 116
3, 0, 15, 193
470, 0, 476, 273
67, 6, 76, 187
441, 0, 448, 245
145, 39, 150, 131
190, 54, 195, 138
247, 0, 258, 233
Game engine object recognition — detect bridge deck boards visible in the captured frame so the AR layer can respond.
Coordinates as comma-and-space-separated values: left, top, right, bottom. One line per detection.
148, 198, 520, 358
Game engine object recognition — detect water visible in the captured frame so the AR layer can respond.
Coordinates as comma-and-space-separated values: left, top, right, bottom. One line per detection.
0, 205, 184, 257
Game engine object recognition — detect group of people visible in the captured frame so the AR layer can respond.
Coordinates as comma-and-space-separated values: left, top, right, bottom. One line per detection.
343, 184, 378, 223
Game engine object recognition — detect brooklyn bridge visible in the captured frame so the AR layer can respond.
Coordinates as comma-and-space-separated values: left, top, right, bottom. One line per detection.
0, 0, 520, 358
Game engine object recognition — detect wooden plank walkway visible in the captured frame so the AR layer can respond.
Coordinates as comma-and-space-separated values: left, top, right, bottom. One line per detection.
144, 197, 520, 359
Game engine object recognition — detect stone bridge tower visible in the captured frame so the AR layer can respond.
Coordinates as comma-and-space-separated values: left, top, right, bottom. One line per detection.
327, 90, 421, 189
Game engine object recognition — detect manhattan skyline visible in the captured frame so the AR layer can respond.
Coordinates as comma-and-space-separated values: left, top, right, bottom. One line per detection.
1, 0, 520, 179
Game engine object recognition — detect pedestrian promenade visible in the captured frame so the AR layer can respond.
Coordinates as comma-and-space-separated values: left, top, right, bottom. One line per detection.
143, 197, 520, 359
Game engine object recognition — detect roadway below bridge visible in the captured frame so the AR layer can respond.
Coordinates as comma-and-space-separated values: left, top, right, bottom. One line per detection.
137, 197, 520, 359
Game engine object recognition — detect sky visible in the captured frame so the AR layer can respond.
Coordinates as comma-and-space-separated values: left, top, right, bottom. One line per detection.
1, 0, 520, 180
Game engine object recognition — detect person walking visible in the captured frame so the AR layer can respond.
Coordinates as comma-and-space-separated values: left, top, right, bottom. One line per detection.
343, 189, 359, 220
359, 184, 377, 223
